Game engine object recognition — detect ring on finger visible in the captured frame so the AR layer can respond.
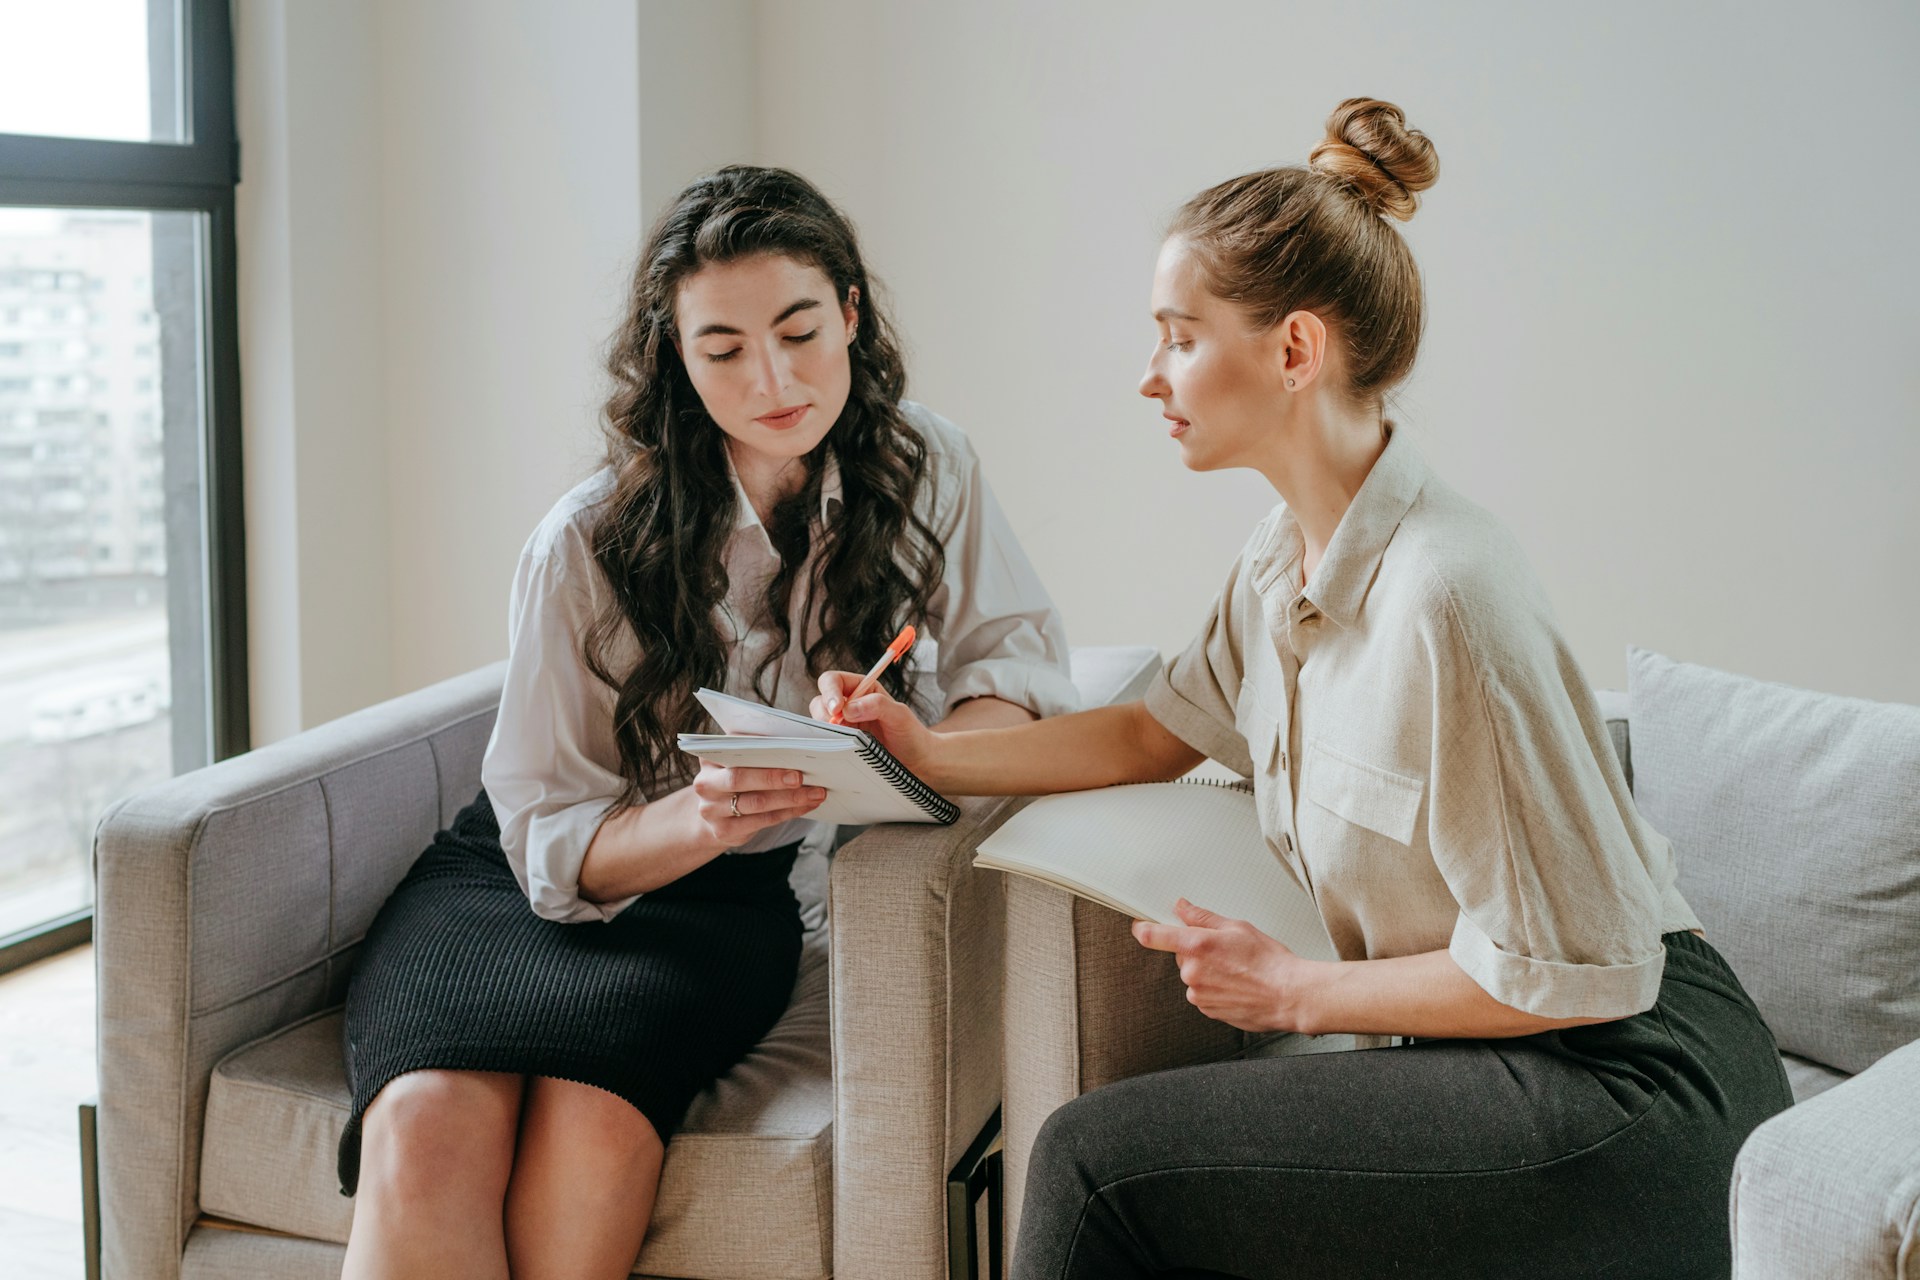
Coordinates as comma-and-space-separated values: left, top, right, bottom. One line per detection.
729, 792, 741, 819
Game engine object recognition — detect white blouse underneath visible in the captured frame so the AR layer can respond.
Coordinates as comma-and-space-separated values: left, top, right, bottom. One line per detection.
481, 401, 1078, 923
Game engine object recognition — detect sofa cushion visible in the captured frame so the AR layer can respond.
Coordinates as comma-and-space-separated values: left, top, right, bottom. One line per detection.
1627, 647, 1920, 1075
200, 849, 835, 1280
1070, 644, 1162, 709
1779, 1052, 1851, 1103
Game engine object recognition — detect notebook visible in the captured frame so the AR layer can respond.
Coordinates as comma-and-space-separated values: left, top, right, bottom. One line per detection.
972, 780, 1338, 960
676, 688, 960, 826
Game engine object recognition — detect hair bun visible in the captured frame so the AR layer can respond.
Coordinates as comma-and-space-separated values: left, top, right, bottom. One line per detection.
1307, 97, 1438, 221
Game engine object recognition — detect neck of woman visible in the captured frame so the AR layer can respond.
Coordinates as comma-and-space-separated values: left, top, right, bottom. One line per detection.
1251, 407, 1390, 579
728, 439, 812, 528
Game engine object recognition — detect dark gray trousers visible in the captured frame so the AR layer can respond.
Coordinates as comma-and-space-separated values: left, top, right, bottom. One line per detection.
1011, 932, 1793, 1280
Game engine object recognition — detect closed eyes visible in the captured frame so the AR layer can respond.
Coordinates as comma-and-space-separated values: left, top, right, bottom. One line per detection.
704, 329, 821, 363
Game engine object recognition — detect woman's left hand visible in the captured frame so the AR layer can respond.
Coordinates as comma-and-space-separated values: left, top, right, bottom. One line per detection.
1131, 899, 1315, 1034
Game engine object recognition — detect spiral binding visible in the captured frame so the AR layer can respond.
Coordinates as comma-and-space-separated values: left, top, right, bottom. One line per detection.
1119, 777, 1255, 795
855, 737, 960, 825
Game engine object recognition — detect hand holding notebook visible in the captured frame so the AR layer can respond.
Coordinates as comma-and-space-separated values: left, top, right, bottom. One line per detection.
678, 688, 960, 826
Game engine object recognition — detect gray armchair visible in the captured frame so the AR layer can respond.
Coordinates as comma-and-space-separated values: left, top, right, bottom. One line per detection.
91, 644, 1160, 1280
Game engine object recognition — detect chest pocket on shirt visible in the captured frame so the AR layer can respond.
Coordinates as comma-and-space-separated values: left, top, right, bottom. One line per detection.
1302, 739, 1424, 847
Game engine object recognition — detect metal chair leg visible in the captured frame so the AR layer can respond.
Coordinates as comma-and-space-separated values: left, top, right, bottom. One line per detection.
947, 1105, 1005, 1280
79, 1098, 101, 1280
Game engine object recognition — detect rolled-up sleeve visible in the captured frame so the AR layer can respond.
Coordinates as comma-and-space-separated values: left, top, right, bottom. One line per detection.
480, 535, 639, 924
921, 416, 1079, 720
1424, 588, 1667, 1019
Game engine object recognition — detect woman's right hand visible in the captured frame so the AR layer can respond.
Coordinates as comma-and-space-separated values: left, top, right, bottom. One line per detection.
689, 761, 827, 846
811, 671, 940, 780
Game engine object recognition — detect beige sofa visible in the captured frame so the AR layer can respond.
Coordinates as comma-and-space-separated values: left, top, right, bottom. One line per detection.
90, 645, 1160, 1280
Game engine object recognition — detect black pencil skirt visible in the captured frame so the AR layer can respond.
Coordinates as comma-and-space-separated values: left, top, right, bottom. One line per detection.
336, 789, 803, 1197
1011, 930, 1795, 1280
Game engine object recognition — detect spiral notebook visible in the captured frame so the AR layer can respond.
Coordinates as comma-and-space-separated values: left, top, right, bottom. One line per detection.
973, 779, 1338, 959
676, 688, 960, 826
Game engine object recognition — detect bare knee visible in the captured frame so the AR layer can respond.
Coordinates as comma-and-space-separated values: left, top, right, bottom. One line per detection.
360, 1070, 523, 1207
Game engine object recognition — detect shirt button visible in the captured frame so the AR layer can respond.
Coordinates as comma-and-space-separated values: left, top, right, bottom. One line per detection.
1283, 831, 1294, 853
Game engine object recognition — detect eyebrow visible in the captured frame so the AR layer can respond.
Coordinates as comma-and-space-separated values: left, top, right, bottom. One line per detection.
1152, 307, 1200, 323
690, 297, 823, 339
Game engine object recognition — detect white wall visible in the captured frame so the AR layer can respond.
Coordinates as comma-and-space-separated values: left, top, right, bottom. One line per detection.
639, 2, 757, 227
756, 0, 1920, 703
236, 0, 646, 741
234, 0, 391, 741
375, 1, 645, 697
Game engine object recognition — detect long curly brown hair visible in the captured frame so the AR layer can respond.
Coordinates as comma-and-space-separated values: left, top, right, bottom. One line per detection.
583, 166, 945, 807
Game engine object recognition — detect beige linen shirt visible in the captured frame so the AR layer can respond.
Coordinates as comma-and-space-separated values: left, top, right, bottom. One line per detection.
483, 401, 1079, 924
1146, 425, 1701, 1020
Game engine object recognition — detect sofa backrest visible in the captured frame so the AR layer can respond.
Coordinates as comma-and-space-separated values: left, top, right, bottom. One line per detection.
1593, 688, 1633, 791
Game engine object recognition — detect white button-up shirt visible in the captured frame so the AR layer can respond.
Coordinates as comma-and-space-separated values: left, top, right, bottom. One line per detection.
483, 401, 1079, 923
1146, 424, 1701, 1019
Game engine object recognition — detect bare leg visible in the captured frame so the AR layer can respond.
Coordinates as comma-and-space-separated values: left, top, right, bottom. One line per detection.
341, 1069, 525, 1280
503, 1076, 666, 1280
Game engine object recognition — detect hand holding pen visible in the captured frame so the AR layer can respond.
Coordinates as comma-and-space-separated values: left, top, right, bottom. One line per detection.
827, 624, 915, 725
811, 624, 941, 778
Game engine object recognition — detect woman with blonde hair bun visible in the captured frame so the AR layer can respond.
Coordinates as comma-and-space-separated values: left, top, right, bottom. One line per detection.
810, 98, 1793, 1277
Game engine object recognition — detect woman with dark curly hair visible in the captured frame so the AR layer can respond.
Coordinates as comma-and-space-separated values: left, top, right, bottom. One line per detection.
335, 165, 1077, 1279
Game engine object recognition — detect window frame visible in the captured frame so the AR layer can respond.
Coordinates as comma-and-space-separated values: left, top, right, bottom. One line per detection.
0, 0, 246, 974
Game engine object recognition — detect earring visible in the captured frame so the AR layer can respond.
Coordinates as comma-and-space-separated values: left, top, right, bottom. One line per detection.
1286, 378, 1296, 389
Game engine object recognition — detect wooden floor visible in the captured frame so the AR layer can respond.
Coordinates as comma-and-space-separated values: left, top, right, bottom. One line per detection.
0, 945, 93, 1280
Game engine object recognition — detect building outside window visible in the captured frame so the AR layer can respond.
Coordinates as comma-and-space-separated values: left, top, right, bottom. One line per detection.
0, 0, 244, 971
0, 210, 172, 939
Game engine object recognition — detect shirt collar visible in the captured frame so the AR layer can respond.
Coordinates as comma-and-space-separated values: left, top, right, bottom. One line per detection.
726, 448, 844, 550
1251, 422, 1429, 628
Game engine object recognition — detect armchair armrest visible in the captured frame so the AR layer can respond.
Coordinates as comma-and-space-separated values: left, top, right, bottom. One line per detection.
829, 791, 1026, 1280
92, 662, 504, 1280
829, 644, 1161, 1280
1730, 1037, 1920, 1279
1002, 885, 1241, 1251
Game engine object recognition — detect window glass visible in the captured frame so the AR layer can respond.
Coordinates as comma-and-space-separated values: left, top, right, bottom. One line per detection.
0, 207, 192, 938
0, 0, 181, 144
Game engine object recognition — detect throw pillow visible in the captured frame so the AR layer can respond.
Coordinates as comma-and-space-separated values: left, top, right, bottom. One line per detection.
1627, 647, 1920, 1075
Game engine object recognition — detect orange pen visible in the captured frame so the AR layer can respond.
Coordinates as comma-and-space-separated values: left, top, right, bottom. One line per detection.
828, 624, 916, 725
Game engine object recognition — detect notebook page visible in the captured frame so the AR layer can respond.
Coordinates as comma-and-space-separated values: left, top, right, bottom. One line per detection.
975, 783, 1337, 960
675, 736, 941, 825
694, 688, 861, 741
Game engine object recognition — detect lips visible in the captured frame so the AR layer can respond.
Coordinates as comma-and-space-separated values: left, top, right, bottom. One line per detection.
1164, 413, 1191, 438
757, 404, 810, 430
